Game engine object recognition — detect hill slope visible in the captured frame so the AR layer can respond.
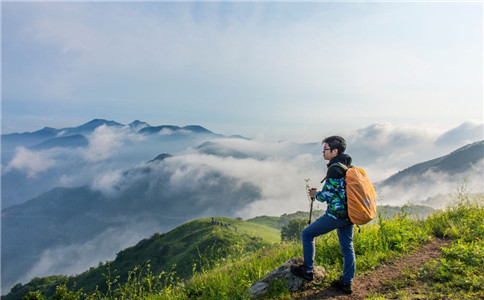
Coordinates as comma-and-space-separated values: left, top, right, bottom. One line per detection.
2, 217, 279, 299
1, 155, 262, 292
378, 140, 483, 188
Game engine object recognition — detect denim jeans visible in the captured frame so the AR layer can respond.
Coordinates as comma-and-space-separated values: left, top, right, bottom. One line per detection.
302, 213, 355, 284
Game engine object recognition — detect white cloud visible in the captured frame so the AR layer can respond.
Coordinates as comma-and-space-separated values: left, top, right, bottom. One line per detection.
376, 163, 484, 208
90, 169, 124, 197
5, 147, 56, 177
20, 222, 167, 284
435, 120, 483, 147
345, 121, 479, 181
166, 151, 321, 218
83, 125, 146, 162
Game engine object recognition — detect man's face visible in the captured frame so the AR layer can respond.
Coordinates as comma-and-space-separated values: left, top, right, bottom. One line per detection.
322, 143, 338, 161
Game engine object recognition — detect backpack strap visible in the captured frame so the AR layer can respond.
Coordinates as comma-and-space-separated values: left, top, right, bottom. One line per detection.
320, 163, 349, 183
329, 162, 349, 171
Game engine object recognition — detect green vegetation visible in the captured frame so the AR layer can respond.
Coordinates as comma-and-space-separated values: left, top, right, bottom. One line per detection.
369, 192, 484, 299
3, 217, 278, 300
281, 218, 307, 242
4, 199, 483, 299
246, 210, 323, 229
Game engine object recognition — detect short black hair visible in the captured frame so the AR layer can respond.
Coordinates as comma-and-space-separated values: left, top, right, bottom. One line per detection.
322, 136, 346, 154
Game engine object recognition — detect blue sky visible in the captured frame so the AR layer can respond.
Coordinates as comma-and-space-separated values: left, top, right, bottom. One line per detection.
2, 1, 482, 141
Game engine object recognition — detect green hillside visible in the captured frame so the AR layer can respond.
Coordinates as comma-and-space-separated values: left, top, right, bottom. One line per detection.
247, 205, 436, 229
246, 210, 324, 229
2, 204, 461, 300
3, 217, 279, 299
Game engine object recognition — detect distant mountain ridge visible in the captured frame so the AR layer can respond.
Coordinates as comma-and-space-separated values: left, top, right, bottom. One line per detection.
2, 119, 217, 152
2, 119, 214, 137
30, 134, 89, 151
377, 140, 484, 188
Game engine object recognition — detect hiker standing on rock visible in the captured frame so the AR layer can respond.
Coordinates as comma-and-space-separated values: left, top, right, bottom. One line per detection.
291, 136, 354, 294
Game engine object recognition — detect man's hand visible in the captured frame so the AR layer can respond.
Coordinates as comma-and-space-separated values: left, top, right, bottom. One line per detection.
308, 188, 317, 200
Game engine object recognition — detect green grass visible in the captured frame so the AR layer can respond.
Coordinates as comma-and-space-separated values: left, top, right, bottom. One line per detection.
215, 217, 281, 243
7, 198, 483, 300
3, 217, 278, 300
246, 210, 324, 229
368, 194, 484, 300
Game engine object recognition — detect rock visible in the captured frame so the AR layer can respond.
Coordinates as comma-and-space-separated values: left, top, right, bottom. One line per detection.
249, 257, 326, 298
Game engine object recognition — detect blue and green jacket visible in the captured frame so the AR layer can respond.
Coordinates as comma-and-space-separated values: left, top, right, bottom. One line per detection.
314, 154, 353, 220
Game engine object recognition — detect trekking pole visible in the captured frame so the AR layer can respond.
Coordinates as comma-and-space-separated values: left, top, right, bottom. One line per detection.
308, 197, 314, 225
305, 179, 315, 224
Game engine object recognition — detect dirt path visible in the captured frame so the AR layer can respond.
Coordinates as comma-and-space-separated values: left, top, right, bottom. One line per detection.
297, 238, 450, 299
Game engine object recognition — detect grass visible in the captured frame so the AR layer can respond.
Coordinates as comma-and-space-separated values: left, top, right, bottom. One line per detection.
12, 194, 484, 300
218, 217, 281, 243
368, 193, 484, 300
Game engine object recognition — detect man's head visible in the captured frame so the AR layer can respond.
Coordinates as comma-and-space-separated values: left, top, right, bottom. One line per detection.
322, 136, 346, 160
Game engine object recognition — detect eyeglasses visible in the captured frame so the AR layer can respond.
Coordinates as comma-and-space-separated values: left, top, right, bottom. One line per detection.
323, 148, 331, 152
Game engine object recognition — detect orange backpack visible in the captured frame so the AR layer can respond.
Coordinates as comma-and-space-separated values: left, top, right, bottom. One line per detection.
331, 163, 377, 225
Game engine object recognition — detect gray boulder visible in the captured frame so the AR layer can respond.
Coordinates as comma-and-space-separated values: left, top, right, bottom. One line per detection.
249, 257, 326, 298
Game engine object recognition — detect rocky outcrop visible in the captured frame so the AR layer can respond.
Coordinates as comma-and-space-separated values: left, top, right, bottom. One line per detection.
249, 257, 326, 298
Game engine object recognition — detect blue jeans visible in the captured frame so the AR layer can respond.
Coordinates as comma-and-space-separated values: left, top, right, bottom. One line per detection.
302, 213, 355, 284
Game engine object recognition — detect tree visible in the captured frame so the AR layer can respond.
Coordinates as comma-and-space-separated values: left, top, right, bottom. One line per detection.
281, 218, 307, 242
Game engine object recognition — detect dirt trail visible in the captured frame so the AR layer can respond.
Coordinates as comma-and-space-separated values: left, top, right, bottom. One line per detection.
298, 238, 450, 299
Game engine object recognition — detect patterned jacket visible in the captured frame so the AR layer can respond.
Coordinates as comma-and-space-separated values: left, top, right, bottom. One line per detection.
314, 154, 353, 220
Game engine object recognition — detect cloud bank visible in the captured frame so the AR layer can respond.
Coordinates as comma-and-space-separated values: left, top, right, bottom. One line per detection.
2, 120, 483, 292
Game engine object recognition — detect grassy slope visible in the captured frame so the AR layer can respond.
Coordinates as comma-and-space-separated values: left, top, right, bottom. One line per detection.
170, 198, 482, 299
246, 210, 324, 229
4, 204, 461, 300
3, 217, 279, 299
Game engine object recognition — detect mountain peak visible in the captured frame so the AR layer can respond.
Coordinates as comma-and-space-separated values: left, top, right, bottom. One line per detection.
149, 153, 173, 163
79, 119, 123, 129
182, 125, 212, 134
129, 120, 150, 127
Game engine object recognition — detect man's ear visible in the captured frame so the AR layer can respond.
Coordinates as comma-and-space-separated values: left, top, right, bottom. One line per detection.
332, 149, 338, 155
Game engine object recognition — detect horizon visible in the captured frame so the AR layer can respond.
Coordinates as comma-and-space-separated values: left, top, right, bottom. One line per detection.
3, 117, 483, 145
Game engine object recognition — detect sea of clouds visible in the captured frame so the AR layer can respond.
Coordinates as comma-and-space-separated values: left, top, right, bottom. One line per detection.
3, 119, 483, 211
1, 120, 483, 292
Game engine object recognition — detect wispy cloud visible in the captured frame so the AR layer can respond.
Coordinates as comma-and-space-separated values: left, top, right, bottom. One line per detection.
6, 147, 56, 177
83, 125, 145, 162
20, 222, 167, 283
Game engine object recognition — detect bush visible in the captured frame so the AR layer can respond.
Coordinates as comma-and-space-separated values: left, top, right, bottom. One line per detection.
281, 218, 307, 242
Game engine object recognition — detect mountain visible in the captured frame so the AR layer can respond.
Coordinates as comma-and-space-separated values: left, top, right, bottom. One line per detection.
2, 217, 279, 299
1, 154, 262, 292
148, 153, 173, 163
1, 119, 216, 152
378, 140, 483, 187
138, 124, 214, 135
128, 120, 150, 129
66, 119, 123, 135
182, 125, 213, 134
1, 120, 227, 209
2, 119, 120, 149
197, 141, 251, 159
375, 140, 483, 207
30, 134, 89, 151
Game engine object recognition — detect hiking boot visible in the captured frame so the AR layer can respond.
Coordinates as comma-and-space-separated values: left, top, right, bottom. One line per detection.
331, 277, 352, 294
290, 264, 313, 281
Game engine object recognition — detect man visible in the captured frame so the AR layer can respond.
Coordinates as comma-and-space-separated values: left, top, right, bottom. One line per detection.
290, 136, 354, 294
